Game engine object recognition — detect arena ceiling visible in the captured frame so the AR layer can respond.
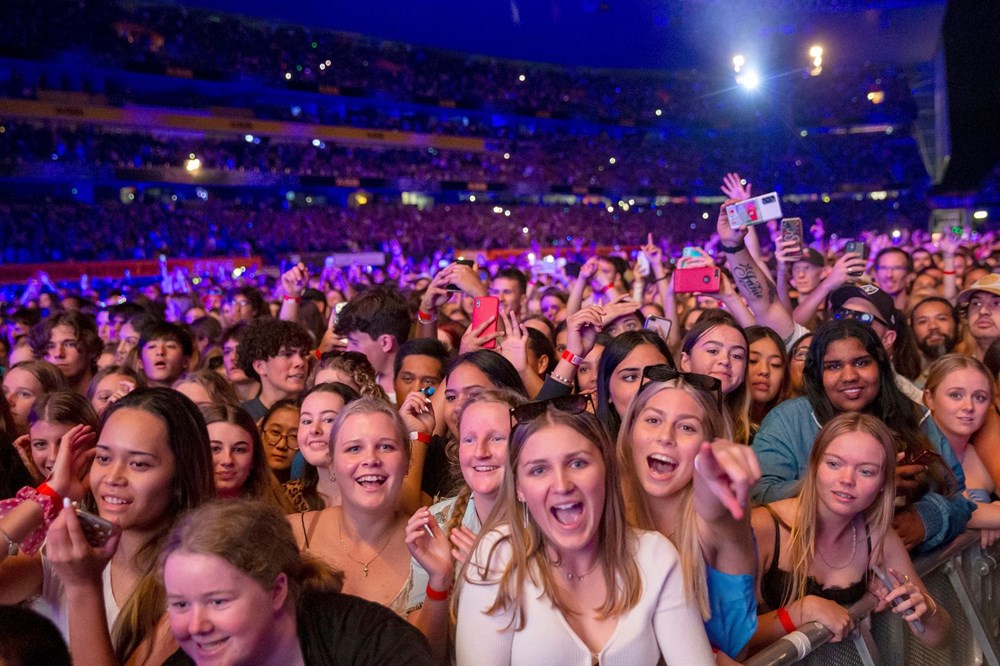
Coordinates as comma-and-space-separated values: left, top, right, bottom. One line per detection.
182, 0, 946, 70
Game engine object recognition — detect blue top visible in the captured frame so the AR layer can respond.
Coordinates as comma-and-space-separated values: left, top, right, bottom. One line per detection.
750, 396, 974, 554
704, 565, 757, 658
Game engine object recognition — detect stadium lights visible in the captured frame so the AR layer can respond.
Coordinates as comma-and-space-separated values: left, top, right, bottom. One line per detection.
732, 54, 745, 73
809, 45, 823, 76
973, 210, 988, 220
185, 157, 201, 172
738, 71, 760, 90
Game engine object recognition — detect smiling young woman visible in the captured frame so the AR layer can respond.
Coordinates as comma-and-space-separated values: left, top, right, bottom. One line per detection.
454, 398, 714, 665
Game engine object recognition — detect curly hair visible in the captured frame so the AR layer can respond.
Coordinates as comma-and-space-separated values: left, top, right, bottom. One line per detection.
235, 319, 314, 381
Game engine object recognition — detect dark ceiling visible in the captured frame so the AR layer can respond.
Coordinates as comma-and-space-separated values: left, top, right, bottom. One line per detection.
180, 0, 947, 71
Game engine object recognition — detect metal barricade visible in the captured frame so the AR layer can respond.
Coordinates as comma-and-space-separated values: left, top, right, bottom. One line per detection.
744, 530, 1000, 666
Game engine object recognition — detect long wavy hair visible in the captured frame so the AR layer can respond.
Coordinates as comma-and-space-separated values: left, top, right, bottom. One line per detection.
457, 406, 641, 630
784, 413, 897, 606
596, 330, 672, 441
617, 378, 734, 619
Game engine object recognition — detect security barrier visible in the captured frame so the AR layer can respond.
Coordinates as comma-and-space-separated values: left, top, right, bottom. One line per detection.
745, 530, 999, 665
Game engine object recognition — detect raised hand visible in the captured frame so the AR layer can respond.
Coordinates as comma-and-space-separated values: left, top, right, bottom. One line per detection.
281, 262, 309, 298
565, 305, 604, 357
399, 391, 435, 436
498, 308, 529, 373
406, 507, 454, 587
694, 440, 761, 520
46, 425, 97, 502
46, 500, 121, 589
721, 172, 752, 201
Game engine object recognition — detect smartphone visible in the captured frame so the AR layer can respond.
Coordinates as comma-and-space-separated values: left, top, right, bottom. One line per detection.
844, 240, 869, 277
674, 267, 721, 294
681, 247, 701, 259
471, 296, 500, 350
76, 508, 115, 548
565, 262, 582, 278
780, 218, 804, 260
644, 315, 672, 341
726, 192, 783, 229
872, 565, 924, 633
446, 259, 475, 292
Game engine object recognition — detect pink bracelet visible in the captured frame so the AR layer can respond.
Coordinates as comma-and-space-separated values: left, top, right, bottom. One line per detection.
0, 487, 59, 556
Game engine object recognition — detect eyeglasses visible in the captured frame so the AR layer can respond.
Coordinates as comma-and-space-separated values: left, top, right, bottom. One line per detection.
510, 394, 593, 432
261, 429, 299, 450
638, 364, 723, 408
791, 348, 810, 362
833, 308, 890, 329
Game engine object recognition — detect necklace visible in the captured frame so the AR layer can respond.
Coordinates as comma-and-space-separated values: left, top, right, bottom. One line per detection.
337, 516, 396, 577
817, 518, 858, 570
555, 557, 602, 582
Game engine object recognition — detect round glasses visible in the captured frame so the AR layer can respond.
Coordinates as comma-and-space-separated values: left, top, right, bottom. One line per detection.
261, 429, 299, 450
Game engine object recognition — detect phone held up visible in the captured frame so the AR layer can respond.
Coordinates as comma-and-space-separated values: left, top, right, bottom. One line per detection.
780, 218, 804, 260
843, 240, 869, 277
471, 296, 500, 350
726, 192, 783, 230
674, 267, 721, 294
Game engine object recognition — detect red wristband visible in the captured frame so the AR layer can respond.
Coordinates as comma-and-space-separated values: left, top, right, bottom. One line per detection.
425, 584, 450, 601
416, 309, 436, 323
561, 349, 584, 367
593, 283, 611, 294
35, 483, 63, 516
410, 431, 432, 444
283, 295, 301, 302
942, 270, 956, 275
777, 606, 797, 634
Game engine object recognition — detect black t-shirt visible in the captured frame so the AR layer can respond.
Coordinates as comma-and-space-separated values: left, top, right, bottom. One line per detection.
163, 588, 434, 666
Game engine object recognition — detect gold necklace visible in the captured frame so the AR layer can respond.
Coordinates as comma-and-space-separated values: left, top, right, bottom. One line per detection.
818, 518, 858, 570
337, 516, 396, 577
555, 557, 602, 582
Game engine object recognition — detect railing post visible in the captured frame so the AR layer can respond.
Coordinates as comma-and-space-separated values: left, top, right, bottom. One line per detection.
943, 556, 1000, 666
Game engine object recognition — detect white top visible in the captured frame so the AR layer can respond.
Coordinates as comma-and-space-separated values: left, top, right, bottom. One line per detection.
456, 527, 714, 666
33, 555, 119, 641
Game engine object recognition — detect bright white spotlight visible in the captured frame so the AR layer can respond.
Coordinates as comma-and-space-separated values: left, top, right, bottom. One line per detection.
739, 71, 760, 90
809, 45, 823, 59
732, 54, 745, 72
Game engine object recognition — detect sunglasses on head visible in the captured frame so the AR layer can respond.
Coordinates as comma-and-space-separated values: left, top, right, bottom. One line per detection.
639, 364, 723, 408
510, 394, 593, 432
832, 308, 890, 329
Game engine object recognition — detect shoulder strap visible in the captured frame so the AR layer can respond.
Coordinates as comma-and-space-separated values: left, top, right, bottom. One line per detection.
762, 504, 785, 574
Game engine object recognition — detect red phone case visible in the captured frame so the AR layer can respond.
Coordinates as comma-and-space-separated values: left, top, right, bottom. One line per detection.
673, 267, 721, 294
471, 296, 500, 349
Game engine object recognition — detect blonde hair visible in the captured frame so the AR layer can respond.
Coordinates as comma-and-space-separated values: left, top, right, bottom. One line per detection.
329, 396, 411, 465
785, 412, 897, 606
617, 378, 734, 619
455, 406, 641, 630
444, 389, 528, 537
924, 353, 996, 404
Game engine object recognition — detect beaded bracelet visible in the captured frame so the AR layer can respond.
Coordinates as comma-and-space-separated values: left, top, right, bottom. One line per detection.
0, 487, 59, 556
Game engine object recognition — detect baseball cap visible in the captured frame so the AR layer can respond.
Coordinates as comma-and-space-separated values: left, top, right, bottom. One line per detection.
957, 274, 1000, 306
828, 283, 897, 328
793, 247, 825, 268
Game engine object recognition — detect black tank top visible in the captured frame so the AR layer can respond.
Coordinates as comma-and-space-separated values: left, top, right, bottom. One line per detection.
759, 504, 871, 611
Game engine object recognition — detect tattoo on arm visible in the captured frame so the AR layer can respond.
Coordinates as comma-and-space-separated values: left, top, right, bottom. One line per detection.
733, 263, 764, 300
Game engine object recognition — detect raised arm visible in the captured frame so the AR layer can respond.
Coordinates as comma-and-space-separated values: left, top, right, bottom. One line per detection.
792, 251, 865, 327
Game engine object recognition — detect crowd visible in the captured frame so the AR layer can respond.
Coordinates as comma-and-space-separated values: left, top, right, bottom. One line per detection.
0, 194, 930, 266
4, 1, 918, 127
0, 168, 998, 664
0, 120, 927, 194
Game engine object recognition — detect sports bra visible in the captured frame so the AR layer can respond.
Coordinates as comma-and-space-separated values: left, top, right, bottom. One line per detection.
759, 504, 871, 612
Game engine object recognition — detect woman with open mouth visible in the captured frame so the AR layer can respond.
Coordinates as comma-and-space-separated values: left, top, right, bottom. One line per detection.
748, 413, 951, 652
616, 368, 760, 660
752, 319, 972, 555
288, 396, 421, 618
455, 396, 714, 665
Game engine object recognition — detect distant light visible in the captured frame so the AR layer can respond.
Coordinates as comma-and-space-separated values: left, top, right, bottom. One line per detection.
356, 194, 368, 205
325, 60, 331, 66
892, 229, 901, 238
738, 71, 760, 90
319, 63, 326, 70
609, 157, 617, 165
732, 54, 745, 72
740, 179, 747, 186
493, 206, 503, 213
305, 196, 313, 204
800, 130, 808, 137
518, 74, 526, 82
244, 134, 255, 143
503, 152, 510, 160
628, 199, 635, 206
185, 158, 201, 172
284, 72, 292, 80
189, 153, 196, 160
867, 91, 885, 105
505, 210, 511, 217
973, 210, 989, 220
607, 206, 614, 213
522, 226, 529, 234
469, 195, 476, 202
822, 195, 831, 203
655, 109, 662, 116
311, 41, 318, 49
311, 139, 322, 147
870, 191, 887, 201
702, 212, 710, 219
809, 45, 823, 59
